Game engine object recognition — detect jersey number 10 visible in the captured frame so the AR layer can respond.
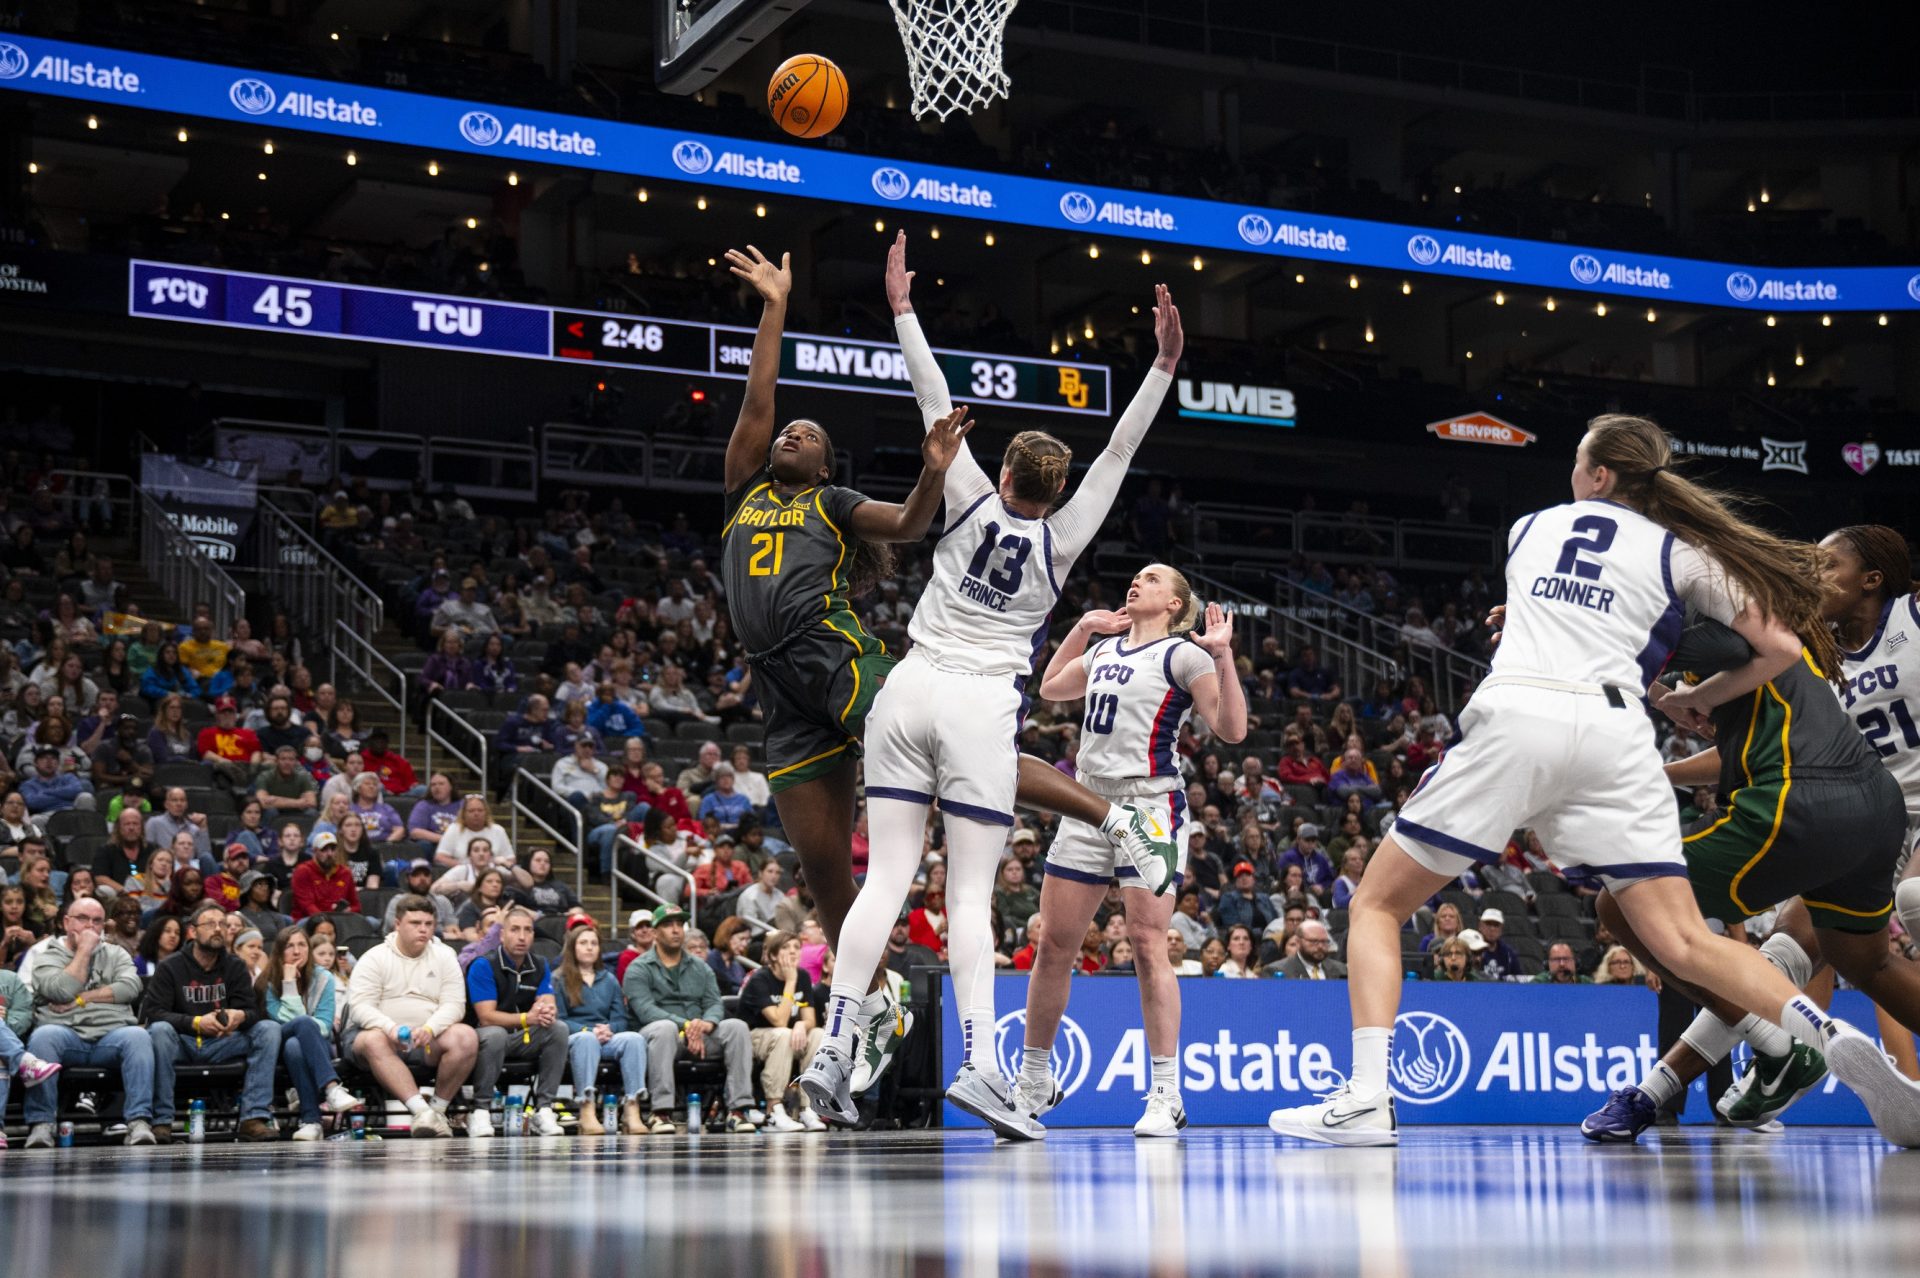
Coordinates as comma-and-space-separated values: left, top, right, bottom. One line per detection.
1084, 693, 1119, 735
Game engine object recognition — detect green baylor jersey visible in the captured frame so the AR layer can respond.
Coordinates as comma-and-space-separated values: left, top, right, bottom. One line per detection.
722, 480, 884, 658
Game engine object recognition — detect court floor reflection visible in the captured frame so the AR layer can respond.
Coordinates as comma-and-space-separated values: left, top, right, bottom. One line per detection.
0, 1127, 1913, 1278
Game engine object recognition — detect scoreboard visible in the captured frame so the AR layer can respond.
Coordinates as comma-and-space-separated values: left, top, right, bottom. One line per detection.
131, 261, 1112, 417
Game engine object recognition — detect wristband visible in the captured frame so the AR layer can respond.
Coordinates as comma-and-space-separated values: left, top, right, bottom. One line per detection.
75, 995, 86, 1007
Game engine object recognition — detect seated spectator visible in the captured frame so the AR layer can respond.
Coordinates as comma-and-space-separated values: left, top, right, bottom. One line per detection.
361, 730, 424, 803
343, 895, 478, 1137
2, 884, 38, 968
435, 793, 517, 868
330, 813, 382, 892
1427, 936, 1482, 982
21, 743, 93, 814
650, 666, 715, 727
621, 903, 758, 1133
237, 871, 291, 937
177, 617, 231, 683
636, 761, 695, 828
431, 578, 498, 644
351, 772, 406, 846
492, 695, 560, 794
520, 847, 579, 916
586, 682, 646, 740
1215, 861, 1278, 935
405, 773, 463, 852
1217, 924, 1263, 978
1530, 942, 1592, 985
706, 917, 753, 996
453, 869, 511, 941
1326, 749, 1382, 804
554, 922, 652, 1135
256, 745, 320, 815
736, 857, 788, 931
1, 788, 45, 850
21, 895, 158, 1147
741, 928, 828, 1132
1011, 912, 1045, 970
1419, 902, 1466, 953
1278, 825, 1336, 896
1331, 847, 1368, 911
263, 821, 308, 901
254, 695, 308, 758
466, 906, 568, 1138
385, 860, 459, 935
260, 922, 365, 1140
1593, 945, 1650, 986
472, 633, 520, 698
205, 842, 257, 910
413, 568, 454, 632
15, 852, 58, 934
147, 692, 197, 764
133, 912, 183, 977
1285, 646, 1341, 704
290, 831, 361, 919
91, 712, 155, 797
197, 696, 263, 787
0, 960, 63, 1120
552, 734, 610, 805
1405, 725, 1447, 772
697, 764, 753, 833
141, 901, 282, 1141
728, 745, 768, 809
584, 775, 645, 880
615, 909, 656, 981
434, 837, 530, 909
37, 651, 100, 715
1167, 929, 1205, 977
1169, 887, 1213, 953
419, 631, 476, 703
1276, 736, 1329, 791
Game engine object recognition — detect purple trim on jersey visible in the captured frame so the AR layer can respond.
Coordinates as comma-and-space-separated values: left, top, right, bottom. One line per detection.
1508, 511, 1541, 554
1633, 532, 1685, 688
1562, 861, 1688, 886
1168, 786, 1188, 842
868, 786, 933, 806
1049, 860, 1187, 890
940, 797, 1015, 827
1842, 596, 1897, 663
941, 491, 994, 537
1114, 635, 1175, 658
1393, 817, 1504, 865
1909, 593, 1920, 631
1041, 522, 1061, 597
1146, 644, 1194, 778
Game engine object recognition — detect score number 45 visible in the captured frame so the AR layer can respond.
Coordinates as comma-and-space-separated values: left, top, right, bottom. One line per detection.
250, 285, 315, 327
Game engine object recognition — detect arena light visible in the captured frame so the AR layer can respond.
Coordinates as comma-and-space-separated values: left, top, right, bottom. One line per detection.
1294, 273, 1305, 284
27, 162, 37, 174
86, 115, 98, 129
1545, 296, 1556, 311
1595, 302, 1607, 317
929, 226, 941, 239
1050, 339, 1060, 354
507, 171, 519, 186
219, 211, 229, 219
1191, 255, 1203, 271
330, 31, 340, 40
427, 160, 440, 176
263, 141, 274, 155
1364, 324, 1375, 343
1083, 322, 1094, 339
1880, 313, 1890, 326
1821, 314, 1832, 327
1493, 291, 1505, 305
1401, 280, 1411, 295
1087, 243, 1099, 259
345, 151, 357, 166
1747, 200, 1757, 213
984, 233, 995, 246
1464, 349, 1474, 359
874, 219, 886, 233
1760, 187, 1771, 203
755, 203, 766, 218
637, 188, 650, 202
1794, 349, 1805, 366
1767, 372, 1777, 386
256, 171, 267, 181
697, 196, 708, 210
465, 216, 478, 229
177, 128, 189, 142
1645, 308, 1657, 322
1348, 274, 1359, 289
1139, 249, 1151, 265
1765, 314, 1775, 327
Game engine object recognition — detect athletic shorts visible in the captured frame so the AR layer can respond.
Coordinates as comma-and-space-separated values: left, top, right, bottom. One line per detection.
863, 651, 1020, 826
1046, 775, 1191, 891
1685, 768, 1907, 934
1392, 676, 1685, 892
754, 629, 895, 794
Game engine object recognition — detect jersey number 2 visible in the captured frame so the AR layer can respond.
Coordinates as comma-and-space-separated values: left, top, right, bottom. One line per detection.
1554, 515, 1617, 580
965, 521, 1033, 593
747, 532, 784, 577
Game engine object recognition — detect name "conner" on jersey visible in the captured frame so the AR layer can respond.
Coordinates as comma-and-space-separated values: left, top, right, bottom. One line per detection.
959, 575, 1011, 612
734, 506, 808, 529
1530, 575, 1616, 613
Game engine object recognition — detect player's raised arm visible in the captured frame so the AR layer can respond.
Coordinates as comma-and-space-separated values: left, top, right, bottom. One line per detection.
847, 406, 976, 544
887, 232, 992, 513
722, 245, 793, 493
1048, 284, 1182, 559
1186, 604, 1248, 744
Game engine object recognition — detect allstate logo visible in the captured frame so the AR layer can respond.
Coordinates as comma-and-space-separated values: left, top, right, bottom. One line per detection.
993, 1009, 1092, 1100
1406, 234, 1442, 266
1569, 254, 1603, 285
1726, 271, 1760, 302
1237, 213, 1274, 246
671, 139, 714, 175
0, 42, 29, 81
871, 167, 911, 201
1907, 273, 1920, 304
458, 111, 503, 146
1388, 1010, 1471, 1104
229, 77, 277, 116
1059, 191, 1097, 224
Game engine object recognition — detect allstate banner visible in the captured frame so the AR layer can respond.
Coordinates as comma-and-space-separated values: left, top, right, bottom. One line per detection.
4, 34, 1919, 312
140, 453, 257, 567
940, 974, 1878, 1127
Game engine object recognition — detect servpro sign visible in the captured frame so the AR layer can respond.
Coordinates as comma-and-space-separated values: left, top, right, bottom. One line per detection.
1426, 412, 1536, 447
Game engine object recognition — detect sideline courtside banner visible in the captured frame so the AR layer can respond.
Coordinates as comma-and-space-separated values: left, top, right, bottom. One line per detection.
939, 974, 1880, 1127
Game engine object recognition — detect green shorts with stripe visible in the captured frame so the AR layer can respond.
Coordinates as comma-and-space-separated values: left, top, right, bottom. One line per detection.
755, 626, 895, 794
1683, 769, 1907, 934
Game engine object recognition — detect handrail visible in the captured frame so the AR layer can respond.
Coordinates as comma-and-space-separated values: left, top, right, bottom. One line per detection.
509, 768, 588, 902
612, 832, 699, 933
253, 499, 385, 675
424, 697, 488, 792
1187, 568, 1403, 707
136, 490, 246, 634
1271, 576, 1488, 711
333, 620, 410, 758
48, 469, 137, 513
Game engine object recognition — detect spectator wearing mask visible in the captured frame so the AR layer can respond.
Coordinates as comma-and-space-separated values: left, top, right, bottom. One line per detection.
466, 906, 568, 1138
554, 923, 656, 1136
343, 896, 479, 1138
622, 905, 758, 1133
141, 901, 283, 1141
260, 922, 364, 1139
20, 895, 158, 1147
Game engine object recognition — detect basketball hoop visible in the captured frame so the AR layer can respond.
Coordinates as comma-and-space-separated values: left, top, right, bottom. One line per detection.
888, 0, 1019, 120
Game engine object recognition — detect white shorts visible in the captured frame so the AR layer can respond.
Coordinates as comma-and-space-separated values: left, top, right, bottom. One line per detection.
864, 651, 1021, 826
1392, 676, 1684, 893
1045, 777, 1192, 891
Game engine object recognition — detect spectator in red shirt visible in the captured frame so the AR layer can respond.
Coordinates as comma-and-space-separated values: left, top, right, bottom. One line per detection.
205, 842, 256, 910
691, 835, 752, 904
361, 729, 425, 802
636, 761, 694, 831
614, 910, 656, 982
291, 831, 362, 919
1012, 913, 1046, 971
1405, 725, 1447, 772
196, 696, 263, 786
908, 888, 947, 958
1275, 734, 1329, 790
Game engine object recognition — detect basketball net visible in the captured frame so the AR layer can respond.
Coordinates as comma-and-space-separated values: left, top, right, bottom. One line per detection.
888, 0, 1019, 120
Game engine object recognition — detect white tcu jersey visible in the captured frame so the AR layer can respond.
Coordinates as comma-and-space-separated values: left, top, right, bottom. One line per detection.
907, 492, 1064, 678
1841, 593, 1920, 821
1076, 634, 1216, 785
1493, 499, 1739, 691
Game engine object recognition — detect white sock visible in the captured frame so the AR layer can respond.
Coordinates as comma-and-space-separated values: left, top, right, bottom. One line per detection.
1638, 1061, 1684, 1107
823, 993, 862, 1055
1099, 804, 1129, 837
1020, 1046, 1052, 1087
1780, 995, 1835, 1047
824, 796, 930, 1056
964, 1007, 996, 1073
404, 1094, 430, 1117
944, 814, 1014, 1074
1351, 1027, 1391, 1096
1742, 1015, 1793, 1058
1151, 1054, 1178, 1095
431, 1095, 452, 1114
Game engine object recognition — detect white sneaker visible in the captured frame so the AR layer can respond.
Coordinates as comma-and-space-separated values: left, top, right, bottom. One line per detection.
1108, 804, 1178, 896
1823, 1021, 1920, 1148
743, 1107, 768, 1128
1013, 1071, 1062, 1120
1267, 1081, 1398, 1147
412, 1107, 453, 1139
463, 1108, 494, 1139
528, 1107, 564, 1137
322, 1082, 365, 1114
947, 1063, 1046, 1141
765, 1103, 806, 1133
798, 1106, 827, 1132
292, 1123, 325, 1142
1134, 1086, 1187, 1138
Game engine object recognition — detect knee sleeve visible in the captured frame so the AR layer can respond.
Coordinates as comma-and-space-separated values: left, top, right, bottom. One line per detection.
1760, 931, 1814, 989
1895, 877, 1920, 943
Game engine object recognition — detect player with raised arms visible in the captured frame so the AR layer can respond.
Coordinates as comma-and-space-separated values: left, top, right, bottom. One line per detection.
1015, 565, 1245, 1137
800, 242, 1185, 1138
1266, 413, 1920, 1148
717, 244, 974, 1091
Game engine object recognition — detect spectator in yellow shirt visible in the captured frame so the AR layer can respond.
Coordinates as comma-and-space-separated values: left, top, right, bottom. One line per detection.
177, 616, 232, 682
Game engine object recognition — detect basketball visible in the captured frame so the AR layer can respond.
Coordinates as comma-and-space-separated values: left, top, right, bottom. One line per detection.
767, 53, 848, 138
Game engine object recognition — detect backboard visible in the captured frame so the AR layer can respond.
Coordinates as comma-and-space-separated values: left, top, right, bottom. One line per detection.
655, 0, 816, 94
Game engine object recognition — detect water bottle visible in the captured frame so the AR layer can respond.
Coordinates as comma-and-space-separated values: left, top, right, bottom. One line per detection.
491, 1089, 506, 1130
601, 1094, 618, 1135
505, 1093, 524, 1138
685, 1091, 701, 1135
187, 1098, 207, 1145
396, 1025, 413, 1052
349, 1112, 367, 1141
56, 1121, 74, 1148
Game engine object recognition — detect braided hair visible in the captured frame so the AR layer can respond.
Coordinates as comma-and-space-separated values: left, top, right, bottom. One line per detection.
1003, 431, 1072, 506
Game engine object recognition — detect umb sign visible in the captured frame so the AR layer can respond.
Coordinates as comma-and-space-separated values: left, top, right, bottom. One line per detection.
1426, 412, 1537, 447
1176, 379, 1298, 427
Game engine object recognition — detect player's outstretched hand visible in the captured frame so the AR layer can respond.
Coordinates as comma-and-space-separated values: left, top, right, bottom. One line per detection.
922, 405, 975, 474
726, 245, 792, 304
1651, 681, 1713, 735
1151, 283, 1184, 372
886, 230, 915, 317
1485, 603, 1506, 650
1193, 602, 1235, 657
1076, 608, 1132, 636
